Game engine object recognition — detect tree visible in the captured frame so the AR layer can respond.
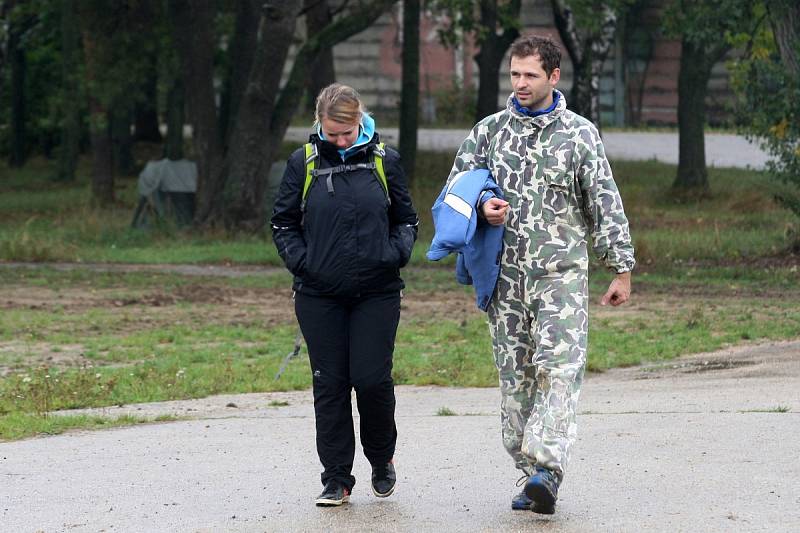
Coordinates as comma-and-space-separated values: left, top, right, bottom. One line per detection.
219, 0, 260, 147
168, 0, 225, 221
664, 0, 757, 195
431, 0, 522, 123
55, 0, 82, 182
78, 0, 165, 204
171, 0, 397, 231
6, 2, 34, 167
164, 74, 184, 160
551, 0, 620, 130
621, 0, 657, 127
304, 0, 337, 111
730, 1, 800, 226
398, 0, 420, 182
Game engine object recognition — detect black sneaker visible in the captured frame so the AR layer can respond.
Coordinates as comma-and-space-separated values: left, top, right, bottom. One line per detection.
371, 460, 396, 497
512, 475, 532, 510
315, 481, 350, 507
524, 466, 561, 514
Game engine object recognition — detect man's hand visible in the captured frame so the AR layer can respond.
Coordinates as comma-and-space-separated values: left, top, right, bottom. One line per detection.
600, 271, 631, 306
482, 197, 509, 226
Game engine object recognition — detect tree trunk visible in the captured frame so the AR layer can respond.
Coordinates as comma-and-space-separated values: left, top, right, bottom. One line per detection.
224, 0, 395, 231
165, 76, 185, 160
222, 0, 301, 230
474, 0, 520, 122
220, 0, 260, 146
767, 0, 800, 77
82, 28, 115, 205
88, 111, 115, 205
8, 20, 26, 167
399, 0, 420, 182
551, 0, 617, 129
475, 34, 503, 121
570, 55, 592, 120
55, 0, 81, 182
674, 39, 713, 194
111, 104, 136, 175
133, 53, 162, 143
304, 0, 337, 111
169, 0, 225, 226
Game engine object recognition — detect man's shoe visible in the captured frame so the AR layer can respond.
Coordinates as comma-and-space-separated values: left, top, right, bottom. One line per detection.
512, 490, 533, 510
315, 481, 350, 507
371, 461, 396, 497
524, 466, 561, 515
511, 475, 532, 510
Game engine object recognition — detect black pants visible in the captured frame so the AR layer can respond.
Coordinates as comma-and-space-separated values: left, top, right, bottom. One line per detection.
295, 290, 401, 491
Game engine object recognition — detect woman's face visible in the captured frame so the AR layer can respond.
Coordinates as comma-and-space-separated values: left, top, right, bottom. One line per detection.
320, 117, 360, 149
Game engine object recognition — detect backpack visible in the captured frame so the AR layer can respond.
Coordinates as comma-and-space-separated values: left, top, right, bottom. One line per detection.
301, 142, 390, 212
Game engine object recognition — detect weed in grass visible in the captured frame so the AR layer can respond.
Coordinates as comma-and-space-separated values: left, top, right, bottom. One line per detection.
739, 406, 791, 413
3, 365, 118, 415
268, 400, 290, 407
685, 307, 707, 329
436, 406, 457, 416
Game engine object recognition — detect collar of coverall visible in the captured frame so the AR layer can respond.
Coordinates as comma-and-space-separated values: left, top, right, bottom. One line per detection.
505, 89, 567, 130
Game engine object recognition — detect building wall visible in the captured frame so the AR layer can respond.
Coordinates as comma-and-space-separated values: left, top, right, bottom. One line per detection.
284, 1, 735, 127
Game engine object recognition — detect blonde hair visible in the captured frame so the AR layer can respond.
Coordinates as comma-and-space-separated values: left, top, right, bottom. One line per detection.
314, 83, 365, 126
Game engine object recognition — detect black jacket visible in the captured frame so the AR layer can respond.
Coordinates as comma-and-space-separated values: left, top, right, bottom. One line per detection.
271, 133, 418, 296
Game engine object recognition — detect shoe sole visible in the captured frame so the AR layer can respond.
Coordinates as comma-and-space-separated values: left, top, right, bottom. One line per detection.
371, 484, 395, 498
511, 501, 532, 511
524, 483, 556, 515
315, 494, 350, 507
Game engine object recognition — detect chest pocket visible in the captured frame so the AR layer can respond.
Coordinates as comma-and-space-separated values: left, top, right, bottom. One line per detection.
541, 166, 575, 223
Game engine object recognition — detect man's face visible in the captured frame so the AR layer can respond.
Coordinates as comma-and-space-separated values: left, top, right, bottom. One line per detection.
320, 117, 360, 149
510, 54, 560, 110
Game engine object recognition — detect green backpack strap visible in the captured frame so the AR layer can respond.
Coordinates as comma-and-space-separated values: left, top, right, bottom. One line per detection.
373, 142, 390, 205
301, 142, 318, 211
302, 141, 390, 209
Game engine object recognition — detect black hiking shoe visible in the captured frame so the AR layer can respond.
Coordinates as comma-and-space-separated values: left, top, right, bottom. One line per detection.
524, 466, 561, 514
371, 460, 396, 497
315, 481, 350, 507
512, 475, 532, 510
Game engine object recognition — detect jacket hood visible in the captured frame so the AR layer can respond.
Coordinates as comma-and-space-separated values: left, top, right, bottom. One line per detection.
316, 112, 376, 161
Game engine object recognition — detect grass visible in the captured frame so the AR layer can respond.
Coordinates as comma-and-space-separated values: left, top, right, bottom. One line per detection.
1, 264, 798, 442
0, 412, 179, 441
1, 152, 799, 441
2, 153, 798, 265
738, 406, 791, 413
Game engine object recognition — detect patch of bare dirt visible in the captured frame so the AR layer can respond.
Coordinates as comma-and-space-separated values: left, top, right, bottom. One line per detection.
0, 342, 95, 377
401, 290, 479, 322
625, 340, 800, 381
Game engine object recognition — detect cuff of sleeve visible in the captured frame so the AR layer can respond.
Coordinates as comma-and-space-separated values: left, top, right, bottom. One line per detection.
478, 190, 496, 207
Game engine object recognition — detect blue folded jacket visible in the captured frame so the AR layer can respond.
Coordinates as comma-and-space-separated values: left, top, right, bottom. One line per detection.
427, 169, 504, 311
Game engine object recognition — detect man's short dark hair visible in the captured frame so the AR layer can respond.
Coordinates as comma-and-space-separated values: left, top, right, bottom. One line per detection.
509, 35, 561, 76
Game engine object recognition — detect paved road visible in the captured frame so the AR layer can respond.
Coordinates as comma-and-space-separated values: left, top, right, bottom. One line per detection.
2, 341, 799, 532
286, 127, 770, 170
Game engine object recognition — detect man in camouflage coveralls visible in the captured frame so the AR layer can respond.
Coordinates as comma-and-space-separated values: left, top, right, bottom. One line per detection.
447, 36, 635, 514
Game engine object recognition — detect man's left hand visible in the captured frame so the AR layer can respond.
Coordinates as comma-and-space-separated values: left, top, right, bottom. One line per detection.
600, 271, 631, 306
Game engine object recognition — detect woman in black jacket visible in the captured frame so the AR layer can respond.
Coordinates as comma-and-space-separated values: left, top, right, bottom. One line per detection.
271, 84, 418, 507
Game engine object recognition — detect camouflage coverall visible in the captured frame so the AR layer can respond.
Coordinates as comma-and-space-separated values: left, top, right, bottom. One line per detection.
448, 91, 635, 479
